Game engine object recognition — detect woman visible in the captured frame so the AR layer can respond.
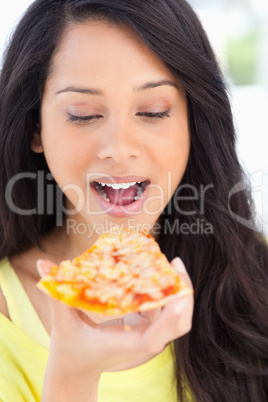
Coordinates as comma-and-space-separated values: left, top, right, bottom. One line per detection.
0, 0, 267, 401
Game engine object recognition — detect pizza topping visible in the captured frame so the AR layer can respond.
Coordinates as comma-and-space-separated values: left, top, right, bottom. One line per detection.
37, 228, 192, 315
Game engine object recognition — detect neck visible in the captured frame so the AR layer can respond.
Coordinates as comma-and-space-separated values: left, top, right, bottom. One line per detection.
41, 218, 98, 263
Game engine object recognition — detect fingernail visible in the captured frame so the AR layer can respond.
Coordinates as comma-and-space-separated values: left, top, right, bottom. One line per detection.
172, 257, 187, 274
36, 259, 50, 278
174, 297, 188, 315
36, 260, 44, 278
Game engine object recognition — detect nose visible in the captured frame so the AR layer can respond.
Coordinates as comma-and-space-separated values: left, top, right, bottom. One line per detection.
96, 117, 142, 163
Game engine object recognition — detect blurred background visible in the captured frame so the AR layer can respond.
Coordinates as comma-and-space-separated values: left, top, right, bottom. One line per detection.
189, 0, 268, 235
0, 0, 267, 235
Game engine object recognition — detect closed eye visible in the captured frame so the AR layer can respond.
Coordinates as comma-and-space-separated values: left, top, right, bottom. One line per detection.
67, 113, 103, 124
136, 111, 171, 121
67, 110, 171, 125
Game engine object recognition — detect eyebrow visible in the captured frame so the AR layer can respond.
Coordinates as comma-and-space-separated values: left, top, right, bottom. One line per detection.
55, 80, 178, 96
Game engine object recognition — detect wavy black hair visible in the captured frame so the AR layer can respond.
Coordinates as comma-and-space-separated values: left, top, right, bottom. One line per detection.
0, 0, 267, 400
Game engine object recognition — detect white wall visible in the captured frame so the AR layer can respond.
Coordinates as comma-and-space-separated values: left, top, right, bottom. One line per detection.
195, 4, 268, 235
0, 1, 33, 59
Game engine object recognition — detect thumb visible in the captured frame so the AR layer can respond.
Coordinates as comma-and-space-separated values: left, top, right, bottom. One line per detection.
36, 259, 77, 327
171, 257, 193, 290
36, 258, 55, 278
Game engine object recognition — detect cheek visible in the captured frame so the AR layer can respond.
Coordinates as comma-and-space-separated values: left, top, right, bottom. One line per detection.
41, 136, 79, 193
155, 124, 190, 186
40, 120, 92, 185
144, 129, 190, 215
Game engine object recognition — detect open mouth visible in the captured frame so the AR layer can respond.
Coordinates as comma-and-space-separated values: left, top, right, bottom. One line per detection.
93, 180, 150, 206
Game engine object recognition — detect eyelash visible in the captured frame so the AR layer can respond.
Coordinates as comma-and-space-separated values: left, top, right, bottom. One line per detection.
136, 111, 171, 120
67, 111, 171, 124
67, 114, 102, 123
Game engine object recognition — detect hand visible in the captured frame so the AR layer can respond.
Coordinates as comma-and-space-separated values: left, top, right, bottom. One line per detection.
37, 257, 193, 384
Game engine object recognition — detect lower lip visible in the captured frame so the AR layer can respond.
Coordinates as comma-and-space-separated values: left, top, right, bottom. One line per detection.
90, 182, 150, 217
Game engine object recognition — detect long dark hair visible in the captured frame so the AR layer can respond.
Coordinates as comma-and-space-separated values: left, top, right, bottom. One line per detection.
0, 0, 267, 400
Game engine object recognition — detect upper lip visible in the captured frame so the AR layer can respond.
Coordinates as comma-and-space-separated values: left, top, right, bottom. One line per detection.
91, 175, 149, 184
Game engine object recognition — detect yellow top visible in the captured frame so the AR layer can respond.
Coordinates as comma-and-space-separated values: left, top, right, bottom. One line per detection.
0, 258, 179, 401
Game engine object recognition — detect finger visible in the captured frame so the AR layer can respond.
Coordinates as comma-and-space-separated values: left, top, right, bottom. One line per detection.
36, 259, 69, 322
36, 259, 84, 329
120, 309, 161, 330
152, 294, 193, 335
171, 257, 193, 289
141, 293, 193, 353
36, 259, 55, 277
47, 292, 79, 329
138, 308, 162, 323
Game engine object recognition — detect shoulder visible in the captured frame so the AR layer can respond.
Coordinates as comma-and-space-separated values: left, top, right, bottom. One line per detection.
0, 259, 10, 318
0, 285, 10, 319
0, 254, 35, 320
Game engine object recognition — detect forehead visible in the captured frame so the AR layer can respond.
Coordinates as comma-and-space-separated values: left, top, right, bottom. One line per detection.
48, 20, 175, 83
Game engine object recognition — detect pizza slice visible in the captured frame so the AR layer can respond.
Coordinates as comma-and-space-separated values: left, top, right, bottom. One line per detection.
37, 228, 192, 316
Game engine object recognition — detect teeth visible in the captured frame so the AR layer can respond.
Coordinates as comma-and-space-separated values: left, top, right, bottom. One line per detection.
99, 181, 139, 190
97, 186, 110, 202
95, 180, 147, 203
134, 185, 144, 201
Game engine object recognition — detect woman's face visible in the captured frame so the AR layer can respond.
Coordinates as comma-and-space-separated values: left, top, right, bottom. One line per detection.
35, 20, 190, 237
